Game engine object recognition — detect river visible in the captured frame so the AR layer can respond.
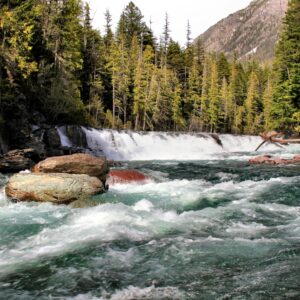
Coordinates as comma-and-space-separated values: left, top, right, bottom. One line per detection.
0, 130, 300, 299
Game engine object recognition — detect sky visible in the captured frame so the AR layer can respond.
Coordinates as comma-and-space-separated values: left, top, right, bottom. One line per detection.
88, 0, 253, 46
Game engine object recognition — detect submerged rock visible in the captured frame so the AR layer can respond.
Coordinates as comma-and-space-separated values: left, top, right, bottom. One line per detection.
293, 154, 300, 161
5, 173, 104, 204
0, 148, 39, 173
32, 153, 109, 182
249, 155, 272, 164
249, 155, 300, 165
108, 169, 149, 185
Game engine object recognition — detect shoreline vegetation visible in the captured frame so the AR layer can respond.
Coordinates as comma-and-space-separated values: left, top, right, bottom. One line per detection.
0, 0, 299, 154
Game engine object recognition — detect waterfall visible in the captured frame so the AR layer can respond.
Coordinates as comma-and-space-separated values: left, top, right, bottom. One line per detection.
82, 128, 297, 161
56, 126, 72, 148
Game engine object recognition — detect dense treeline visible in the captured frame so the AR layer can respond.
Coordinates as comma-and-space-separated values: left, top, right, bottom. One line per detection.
0, 0, 299, 134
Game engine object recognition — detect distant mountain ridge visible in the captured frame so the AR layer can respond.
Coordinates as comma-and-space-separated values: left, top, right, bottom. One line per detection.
195, 0, 288, 61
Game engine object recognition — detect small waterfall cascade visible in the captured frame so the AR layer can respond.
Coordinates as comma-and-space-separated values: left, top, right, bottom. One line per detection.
81, 128, 291, 161
56, 126, 72, 148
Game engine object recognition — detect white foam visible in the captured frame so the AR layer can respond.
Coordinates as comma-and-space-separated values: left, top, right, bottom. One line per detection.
133, 199, 154, 212
83, 128, 300, 161
110, 176, 300, 210
105, 285, 185, 300
226, 222, 267, 234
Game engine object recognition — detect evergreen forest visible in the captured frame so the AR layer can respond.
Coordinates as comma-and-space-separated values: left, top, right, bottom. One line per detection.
0, 0, 299, 134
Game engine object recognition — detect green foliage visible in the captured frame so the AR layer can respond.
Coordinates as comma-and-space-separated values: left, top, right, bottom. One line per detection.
271, 0, 300, 131
116, 2, 154, 48
208, 60, 221, 132
244, 71, 261, 134
0, 0, 298, 135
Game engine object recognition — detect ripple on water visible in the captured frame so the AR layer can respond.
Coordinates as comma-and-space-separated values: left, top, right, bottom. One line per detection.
1, 160, 300, 298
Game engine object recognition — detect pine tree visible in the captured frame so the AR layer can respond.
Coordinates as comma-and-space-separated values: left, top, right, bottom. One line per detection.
208, 60, 221, 132
162, 13, 170, 55
108, 36, 130, 128
227, 61, 247, 132
104, 9, 113, 50
167, 40, 185, 76
171, 73, 185, 131
81, 3, 103, 107
244, 71, 261, 134
200, 56, 211, 131
271, 0, 300, 131
220, 76, 229, 131
161, 13, 171, 67
187, 57, 202, 130
116, 2, 153, 48
217, 53, 230, 84
263, 76, 274, 131
195, 38, 205, 74
186, 20, 192, 48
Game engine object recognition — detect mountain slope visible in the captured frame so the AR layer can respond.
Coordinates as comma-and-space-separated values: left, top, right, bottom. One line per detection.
195, 0, 288, 61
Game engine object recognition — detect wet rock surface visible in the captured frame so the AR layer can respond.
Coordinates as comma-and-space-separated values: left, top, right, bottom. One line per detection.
108, 169, 149, 185
5, 173, 104, 204
249, 154, 300, 165
32, 153, 109, 182
0, 149, 40, 173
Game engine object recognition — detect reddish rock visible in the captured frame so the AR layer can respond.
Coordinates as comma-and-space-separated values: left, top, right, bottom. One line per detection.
249, 155, 299, 165
32, 153, 108, 182
108, 169, 149, 185
249, 155, 272, 164
293, 154, 300, 161
272, 157, 289, 165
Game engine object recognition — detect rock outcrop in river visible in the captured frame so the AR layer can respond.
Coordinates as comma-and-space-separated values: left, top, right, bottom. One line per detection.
5, 153, 109, 204
0, 149, 40, 173
108, 169, 149, 185
249, 154, 300, 165
5, 173, 103, 204
32, 153, 109, 183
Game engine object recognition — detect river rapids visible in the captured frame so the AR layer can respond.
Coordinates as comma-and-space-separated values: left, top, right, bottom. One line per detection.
0, 130, 300, 299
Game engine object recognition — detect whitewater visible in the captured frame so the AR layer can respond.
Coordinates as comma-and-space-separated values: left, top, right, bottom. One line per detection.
1, 129, 300, 299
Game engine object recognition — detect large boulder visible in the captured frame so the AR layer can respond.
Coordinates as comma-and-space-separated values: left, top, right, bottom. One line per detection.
32, 153, 109, 182
0, 149, 39, 173
5, 173, 103, 204
108, 169, 149, 185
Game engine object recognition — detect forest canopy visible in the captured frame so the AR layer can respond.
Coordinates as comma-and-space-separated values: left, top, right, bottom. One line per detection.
0, 0, 299, 134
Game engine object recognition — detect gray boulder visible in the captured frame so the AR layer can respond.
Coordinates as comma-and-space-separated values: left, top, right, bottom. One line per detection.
0, 149, 39, 173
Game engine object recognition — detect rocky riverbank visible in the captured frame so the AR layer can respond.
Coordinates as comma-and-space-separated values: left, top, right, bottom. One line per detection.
5, 153, 109, 204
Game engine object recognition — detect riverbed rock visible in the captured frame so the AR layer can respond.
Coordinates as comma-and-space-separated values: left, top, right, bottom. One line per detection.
293, 154, 300, 161
32, 153, 109, 182
249, 155, 298, 165
249, 155, 272, 164
64, 125, 87, 148
0, 148, 39, 173
5, 173, 103, 204
108, 169, 149, 185
272, 157, 289, 165
43, 127, 64, 157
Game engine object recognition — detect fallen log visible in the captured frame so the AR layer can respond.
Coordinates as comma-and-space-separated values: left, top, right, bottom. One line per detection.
255, 131, 300, 151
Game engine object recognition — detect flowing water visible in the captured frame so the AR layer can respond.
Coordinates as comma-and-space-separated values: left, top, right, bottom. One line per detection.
1, 130, 300, 299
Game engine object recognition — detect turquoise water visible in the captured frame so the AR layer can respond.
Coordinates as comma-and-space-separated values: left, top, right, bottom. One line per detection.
0, 160, 300, 299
